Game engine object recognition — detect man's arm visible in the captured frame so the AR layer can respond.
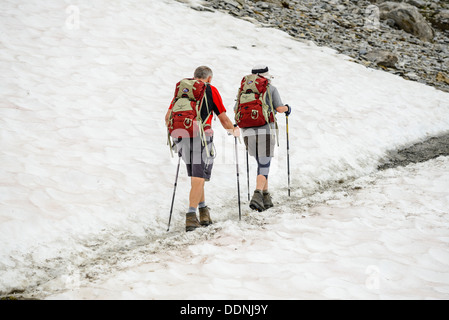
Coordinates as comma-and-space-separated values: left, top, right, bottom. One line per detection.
218, 112, 240, 136
271, 87, 291, 115
208, 85, 239, 136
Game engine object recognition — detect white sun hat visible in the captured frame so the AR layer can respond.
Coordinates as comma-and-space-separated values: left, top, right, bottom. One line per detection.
251, 65, 273, 79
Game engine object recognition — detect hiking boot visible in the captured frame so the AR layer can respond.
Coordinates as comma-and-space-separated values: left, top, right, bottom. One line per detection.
199, 206, 213, 226
263, 192, 273, 210
249, 190, 265, 212
186, 212, 201, 232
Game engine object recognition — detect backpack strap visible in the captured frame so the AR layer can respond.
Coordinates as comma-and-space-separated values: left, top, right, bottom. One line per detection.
167, 129, 174, 157
264, 84, 280, 147
196, 85, 213, 159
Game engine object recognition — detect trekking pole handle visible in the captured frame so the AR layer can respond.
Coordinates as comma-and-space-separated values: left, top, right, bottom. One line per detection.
233, 124, 242, 143
285, 104, 292, 116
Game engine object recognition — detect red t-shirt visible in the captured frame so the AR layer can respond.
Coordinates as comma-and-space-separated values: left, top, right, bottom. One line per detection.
169, 84, 226, 127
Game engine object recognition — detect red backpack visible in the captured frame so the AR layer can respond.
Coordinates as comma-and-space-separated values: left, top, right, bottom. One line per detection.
167, 79, 210, 139
235, 74, 275, 128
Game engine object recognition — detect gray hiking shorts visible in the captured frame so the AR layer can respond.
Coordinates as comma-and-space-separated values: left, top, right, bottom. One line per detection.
174, 136, 214, 181
243, 126, 275, 179
243, 127, 275, 158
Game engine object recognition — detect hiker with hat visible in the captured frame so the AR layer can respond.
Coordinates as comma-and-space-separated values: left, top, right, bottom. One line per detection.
234, 65, 291, 212
166, 66, 240, 232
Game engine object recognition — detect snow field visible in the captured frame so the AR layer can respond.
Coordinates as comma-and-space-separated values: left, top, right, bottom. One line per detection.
1, 0, 449, 299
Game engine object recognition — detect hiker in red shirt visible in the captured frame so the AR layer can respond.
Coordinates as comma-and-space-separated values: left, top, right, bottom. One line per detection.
165, 66, 239, 232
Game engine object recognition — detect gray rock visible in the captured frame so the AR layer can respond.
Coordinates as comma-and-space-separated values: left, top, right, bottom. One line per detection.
431, 10, 449, 31
223, 0, 241, 8
378, 2, 435, 42
365, 50, 399, 68
405, 0, 427, 9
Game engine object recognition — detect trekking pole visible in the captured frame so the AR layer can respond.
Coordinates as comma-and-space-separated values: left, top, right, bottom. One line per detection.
246, 148, 250, 201
234, 125, 242, 221
167, 155, 181, 231
286, 113, 291, 197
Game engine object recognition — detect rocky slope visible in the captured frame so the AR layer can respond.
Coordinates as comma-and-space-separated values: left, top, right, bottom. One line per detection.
196, 0, 449, 92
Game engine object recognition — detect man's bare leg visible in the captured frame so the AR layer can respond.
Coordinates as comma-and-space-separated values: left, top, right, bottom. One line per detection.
190, 177, 205, 208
